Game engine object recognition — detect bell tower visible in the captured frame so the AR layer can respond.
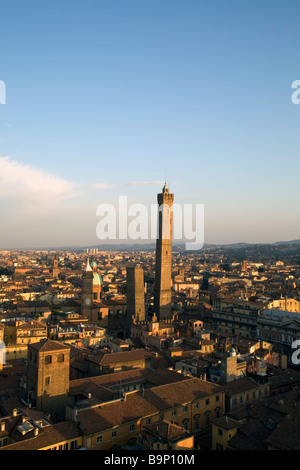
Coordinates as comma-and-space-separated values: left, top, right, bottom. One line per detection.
26, 339, 70, 422
81, 258, 93, 317
52, 253, 60, 278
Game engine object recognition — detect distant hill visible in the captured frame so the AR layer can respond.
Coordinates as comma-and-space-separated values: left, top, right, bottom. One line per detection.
274, 239, 300, 245
6, 238, 300, 252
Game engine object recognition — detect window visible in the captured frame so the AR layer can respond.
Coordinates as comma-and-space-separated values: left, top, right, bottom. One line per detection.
195, 402, 199, 410
183, 405, 188, 414
112, 430, 117, 439
45, 376, 50, 387
218, 428, 223, 436
57, 354, 64, 363
45, 355, 52, 364
70, 440, 78, 450
205, 411, 210, 426
172, 409, 177, 417
146, 418, 151, 425
216, 395, 220, 402
194, 414, 200, 432
97, 435, 103, 445
129, 424, 135, 433
206, 399, 210, 406
182, 419, 189, 430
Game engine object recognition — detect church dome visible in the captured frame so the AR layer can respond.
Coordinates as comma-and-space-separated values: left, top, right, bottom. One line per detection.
93, 272, 103, 285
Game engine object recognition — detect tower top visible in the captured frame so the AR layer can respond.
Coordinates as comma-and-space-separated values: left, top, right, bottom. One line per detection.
84, 257, 93, 272
162, 182, 169, 193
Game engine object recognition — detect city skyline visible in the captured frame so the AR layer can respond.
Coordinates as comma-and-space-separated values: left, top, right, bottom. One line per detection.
1, 0, 300, 249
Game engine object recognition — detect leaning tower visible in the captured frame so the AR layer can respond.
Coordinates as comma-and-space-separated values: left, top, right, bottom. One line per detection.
153, 183, 174, 320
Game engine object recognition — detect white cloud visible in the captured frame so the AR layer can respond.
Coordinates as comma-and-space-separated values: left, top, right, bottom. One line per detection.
0, 156, 78, 214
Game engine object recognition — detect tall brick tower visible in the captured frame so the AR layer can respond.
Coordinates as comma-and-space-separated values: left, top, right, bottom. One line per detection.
81, 258, 94, 317
154, 183, 174, 320
52, 253, 60, 278
26, 339, 70, 422
126, 266, 145, 336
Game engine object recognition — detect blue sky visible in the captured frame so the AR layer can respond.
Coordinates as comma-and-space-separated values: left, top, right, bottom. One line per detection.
0, 0, 299, 248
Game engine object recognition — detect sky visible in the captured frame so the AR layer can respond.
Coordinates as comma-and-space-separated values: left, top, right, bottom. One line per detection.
0, 0, 300, 249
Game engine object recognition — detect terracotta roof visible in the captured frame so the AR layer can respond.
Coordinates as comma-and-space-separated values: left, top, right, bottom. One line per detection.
264, 414, 300, 450
28, 339, 70, 353
75, 392, 159, 434
17, 320, 47, 330
234, 337, 259, 348
0, 421, 82, 451
70, 381, 114, 402
69, 367, 188, 395
143, 378, 223, 410
211, 415, 240, 430
143, 419, 190, 441
229, 431, 266, 450
268, 369, 300, 391
87, 349, 154, 365
225, 377, 260, 396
